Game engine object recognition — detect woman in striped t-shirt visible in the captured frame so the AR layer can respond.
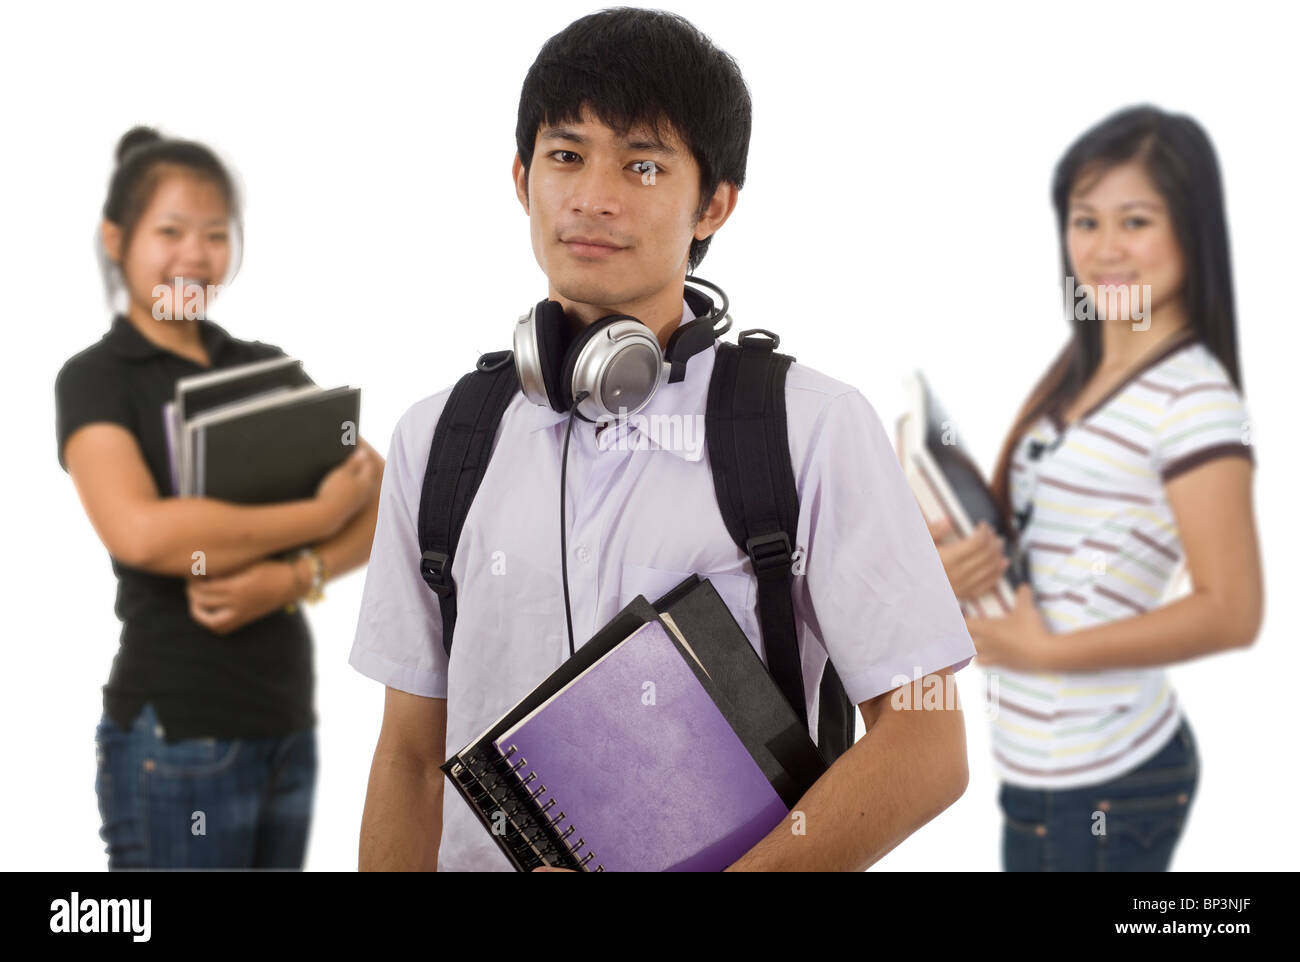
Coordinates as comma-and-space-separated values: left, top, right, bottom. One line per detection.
952, 106, 1262, 871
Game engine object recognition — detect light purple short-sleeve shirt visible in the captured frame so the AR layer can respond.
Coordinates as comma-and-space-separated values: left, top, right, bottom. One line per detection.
349, 300, 974, 871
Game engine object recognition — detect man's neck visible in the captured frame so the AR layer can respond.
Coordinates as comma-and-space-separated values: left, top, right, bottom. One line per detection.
550, 282, 686, 352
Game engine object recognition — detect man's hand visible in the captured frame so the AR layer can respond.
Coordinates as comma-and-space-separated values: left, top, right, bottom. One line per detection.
186, 558, 299, 635
964, 583, 1052, 670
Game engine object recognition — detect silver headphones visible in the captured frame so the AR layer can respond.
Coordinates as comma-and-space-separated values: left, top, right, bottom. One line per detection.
512, 275, 731, 423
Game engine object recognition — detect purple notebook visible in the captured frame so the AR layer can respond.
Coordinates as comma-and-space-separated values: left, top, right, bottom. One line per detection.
492, 618, 788, 872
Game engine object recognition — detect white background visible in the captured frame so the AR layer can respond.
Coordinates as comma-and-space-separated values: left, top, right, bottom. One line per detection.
2, 0, 1295, 871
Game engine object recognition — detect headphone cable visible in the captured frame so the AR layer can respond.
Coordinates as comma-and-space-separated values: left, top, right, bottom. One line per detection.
560, 390, 589, 658
684, 274, 730, 328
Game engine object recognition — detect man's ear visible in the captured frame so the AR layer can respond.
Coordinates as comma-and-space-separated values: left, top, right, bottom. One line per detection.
512, 153, 529, 214
100, 219, 123, 263
693, 181, 739, 244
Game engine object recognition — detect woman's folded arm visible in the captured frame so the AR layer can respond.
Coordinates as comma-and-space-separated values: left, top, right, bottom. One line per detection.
62, 421, 367, 578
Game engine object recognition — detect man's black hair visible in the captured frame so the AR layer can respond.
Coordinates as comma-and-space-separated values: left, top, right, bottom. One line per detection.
516, 7, 752, 272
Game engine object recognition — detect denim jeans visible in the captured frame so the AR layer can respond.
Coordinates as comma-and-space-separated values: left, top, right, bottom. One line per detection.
94, 701, 317, 869
999, 717, 1199, 871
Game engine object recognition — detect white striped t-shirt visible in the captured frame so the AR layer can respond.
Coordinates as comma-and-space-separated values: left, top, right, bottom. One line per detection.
992, 332, 1253, 789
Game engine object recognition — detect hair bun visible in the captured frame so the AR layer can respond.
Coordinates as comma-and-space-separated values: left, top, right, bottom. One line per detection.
115, 126, 162, 164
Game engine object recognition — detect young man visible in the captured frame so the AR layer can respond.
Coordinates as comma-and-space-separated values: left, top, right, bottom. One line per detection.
350, 8, 975, 872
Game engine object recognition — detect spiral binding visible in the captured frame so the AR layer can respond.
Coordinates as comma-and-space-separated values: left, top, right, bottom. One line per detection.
453, 749, 564, 869
500, 743, 603, 872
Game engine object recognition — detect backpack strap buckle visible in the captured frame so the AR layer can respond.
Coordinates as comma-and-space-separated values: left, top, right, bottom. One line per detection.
737, 328, 780, 351
420, 550, 454, 597
476, 349, 514, 373
745, 531, 792, 573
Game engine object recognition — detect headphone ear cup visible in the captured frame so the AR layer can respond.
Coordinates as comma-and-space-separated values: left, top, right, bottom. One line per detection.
560, 316, 623, 411
532, 300, 571, 413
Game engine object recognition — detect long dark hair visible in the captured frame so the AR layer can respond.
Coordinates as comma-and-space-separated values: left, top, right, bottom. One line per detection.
990, 104, 1243, 519
97, 126, 244, 306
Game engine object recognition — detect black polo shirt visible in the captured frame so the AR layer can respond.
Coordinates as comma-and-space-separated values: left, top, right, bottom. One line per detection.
55, 314, 315, 741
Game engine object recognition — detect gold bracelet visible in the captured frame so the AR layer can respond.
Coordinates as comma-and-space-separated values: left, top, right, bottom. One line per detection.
303, 547, 326, 604
284, 552, 313, 614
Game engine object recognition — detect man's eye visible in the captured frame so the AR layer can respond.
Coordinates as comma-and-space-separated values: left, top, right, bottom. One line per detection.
550, 150, 580, 163
209, 233, 229, 242
159, 227, 181, 236
631, 161, 657, 175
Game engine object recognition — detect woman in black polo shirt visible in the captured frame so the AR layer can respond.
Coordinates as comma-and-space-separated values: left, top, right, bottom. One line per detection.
55, 127, 383, 869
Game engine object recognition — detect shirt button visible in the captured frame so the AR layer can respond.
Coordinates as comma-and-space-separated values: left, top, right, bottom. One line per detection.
576, 546, 591, 563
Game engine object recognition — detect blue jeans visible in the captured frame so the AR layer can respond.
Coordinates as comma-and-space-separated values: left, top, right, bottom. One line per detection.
94, 702, 317, 869
999, 717, 1199, 871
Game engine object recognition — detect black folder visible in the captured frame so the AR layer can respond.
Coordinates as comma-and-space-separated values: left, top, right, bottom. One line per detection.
441, 575, 828, 871
168, 356, 360, 503
193, 386, 361, 503
921, 377, 1023, 573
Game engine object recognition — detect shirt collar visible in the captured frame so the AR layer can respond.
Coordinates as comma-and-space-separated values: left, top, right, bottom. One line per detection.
1045, 326, 1200, 432
523, 297, 716, 461
104, 312, 233, 364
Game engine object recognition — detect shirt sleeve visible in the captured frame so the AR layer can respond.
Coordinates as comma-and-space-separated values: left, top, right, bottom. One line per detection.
1155, 378, 1254, 483
793, 389, 975, 706
54, 356, 136, 472
347, 395, 450, 698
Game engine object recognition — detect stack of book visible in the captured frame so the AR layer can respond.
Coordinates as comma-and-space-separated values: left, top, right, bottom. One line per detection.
163, 357, 360, 502
896, 371, 1190, 609
896, 370, 1025, 617
443, 575, 830, 872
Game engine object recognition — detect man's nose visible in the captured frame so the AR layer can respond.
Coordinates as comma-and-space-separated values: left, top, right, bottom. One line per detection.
568, 162, 623, 217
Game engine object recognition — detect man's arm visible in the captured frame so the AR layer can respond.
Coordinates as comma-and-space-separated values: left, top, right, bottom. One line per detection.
726, 666, 969, 871
359, 687, 447, 871
725, 387, 971, 870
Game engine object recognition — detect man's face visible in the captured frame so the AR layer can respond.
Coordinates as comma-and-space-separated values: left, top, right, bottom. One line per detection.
513, 105, 727, 325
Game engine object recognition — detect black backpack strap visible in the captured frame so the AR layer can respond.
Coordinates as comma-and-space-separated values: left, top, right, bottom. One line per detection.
817, 656, 855, 762
706, 331, 806, 721
418, 350, 519, 656
706, 331, 856, 764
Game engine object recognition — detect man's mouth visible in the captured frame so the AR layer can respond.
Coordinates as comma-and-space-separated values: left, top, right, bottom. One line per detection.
561, 236, 626, 258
